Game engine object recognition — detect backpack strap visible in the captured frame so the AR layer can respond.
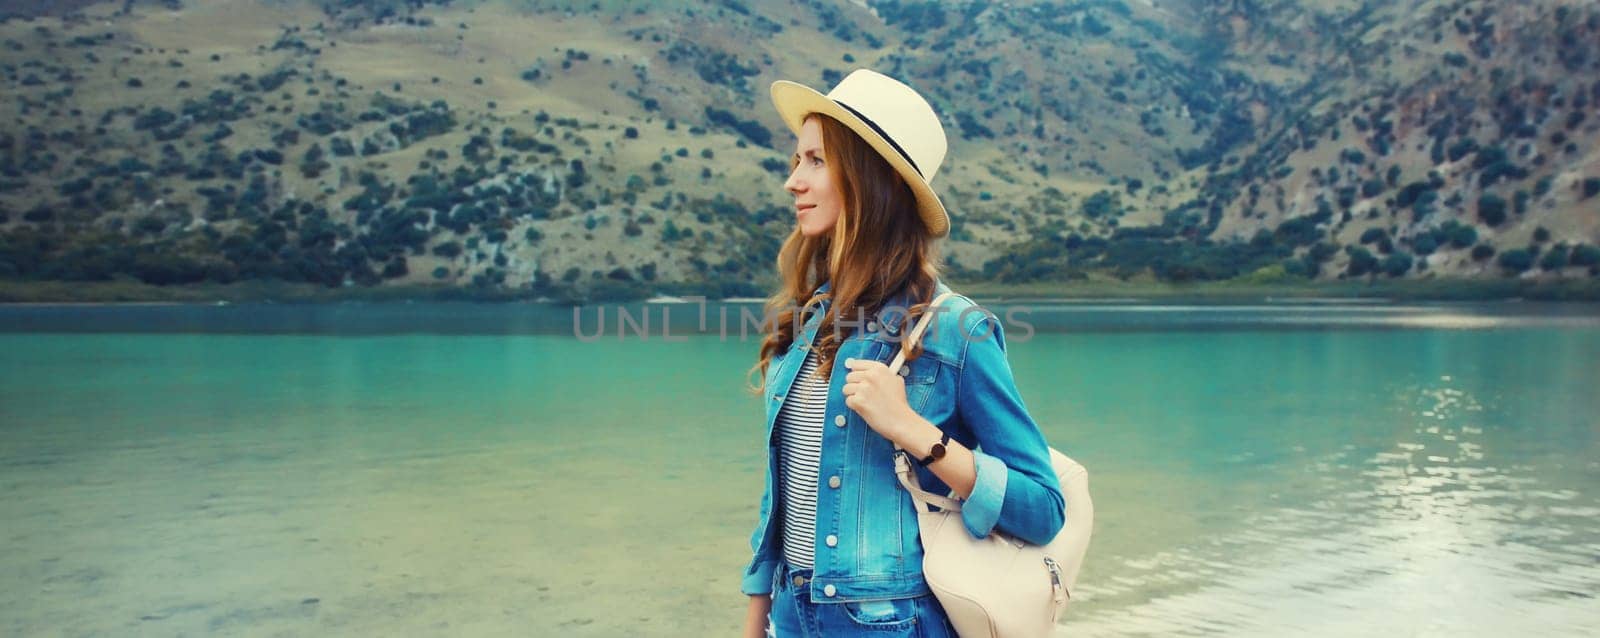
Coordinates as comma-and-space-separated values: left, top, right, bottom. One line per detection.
887, 291, 965, 514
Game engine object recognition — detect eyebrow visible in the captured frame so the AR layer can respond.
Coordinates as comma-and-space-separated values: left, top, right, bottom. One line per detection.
791, 147, 821, 161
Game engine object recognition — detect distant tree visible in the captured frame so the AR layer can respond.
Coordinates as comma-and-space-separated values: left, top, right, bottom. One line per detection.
1345, 246, 1378, 277
381, 256, 408, 279
1361, 178, 1385, 198
1080, 191, 1122, 218
1477, 194, 1507, 226
432, 241, 463, 258
1539, 245, 1570, 271
566, 159, 588, 189
1497, 248, 1534, 273
1445, 223, 1477, 248
1381, 251, 1414, 277
1569, 244, 1600, 267
1412, 233, 1438, 255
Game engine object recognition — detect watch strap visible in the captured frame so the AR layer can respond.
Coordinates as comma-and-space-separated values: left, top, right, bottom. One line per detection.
917, 432, 951, 467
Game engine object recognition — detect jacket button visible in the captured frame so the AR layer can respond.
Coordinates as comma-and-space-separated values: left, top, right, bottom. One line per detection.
828, 475, 841, 489
898, 366, 910, 377
825, 534, 838, 548
833, 415, 846, 427
867, 321, 878, 331
823, 584, 837, 597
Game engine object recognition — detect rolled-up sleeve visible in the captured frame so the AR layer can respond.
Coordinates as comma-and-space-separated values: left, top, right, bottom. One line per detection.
740, 458, 778, 595
742, 556, 778, 596
955, 314, 1065, 546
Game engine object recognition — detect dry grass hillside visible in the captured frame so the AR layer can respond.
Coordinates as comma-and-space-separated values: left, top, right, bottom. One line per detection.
0, 0, 1595, 302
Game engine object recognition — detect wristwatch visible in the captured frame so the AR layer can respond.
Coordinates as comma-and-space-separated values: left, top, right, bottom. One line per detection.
917, 432, 951, 467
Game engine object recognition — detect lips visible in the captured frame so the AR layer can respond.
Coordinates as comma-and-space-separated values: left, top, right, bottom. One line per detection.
796, 204, 816, 214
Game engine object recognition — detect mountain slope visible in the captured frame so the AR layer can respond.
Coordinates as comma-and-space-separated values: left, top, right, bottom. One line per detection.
0, 0, 1595, 301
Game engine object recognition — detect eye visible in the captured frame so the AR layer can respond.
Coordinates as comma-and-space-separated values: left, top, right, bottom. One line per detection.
811, 156, 824, 166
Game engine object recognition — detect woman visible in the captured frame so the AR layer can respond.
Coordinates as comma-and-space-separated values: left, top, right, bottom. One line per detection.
741, 69, 1065, 637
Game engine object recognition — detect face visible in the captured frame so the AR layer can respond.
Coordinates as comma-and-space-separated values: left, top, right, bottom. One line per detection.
784, 117, 844, 238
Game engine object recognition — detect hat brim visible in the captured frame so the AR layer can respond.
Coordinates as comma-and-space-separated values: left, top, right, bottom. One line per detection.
770, 80, 950, 238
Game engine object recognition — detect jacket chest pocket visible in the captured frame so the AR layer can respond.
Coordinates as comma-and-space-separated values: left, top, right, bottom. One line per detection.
896, 351, 940, 412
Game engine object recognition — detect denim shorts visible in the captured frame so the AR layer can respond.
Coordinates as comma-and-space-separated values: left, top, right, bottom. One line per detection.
767, 562, 957, 637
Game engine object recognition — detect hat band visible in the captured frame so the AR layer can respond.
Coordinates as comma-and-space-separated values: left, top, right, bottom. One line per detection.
833, 99, 924, 179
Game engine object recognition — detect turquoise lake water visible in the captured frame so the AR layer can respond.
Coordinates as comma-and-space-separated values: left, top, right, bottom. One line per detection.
2, 301, 1598, 636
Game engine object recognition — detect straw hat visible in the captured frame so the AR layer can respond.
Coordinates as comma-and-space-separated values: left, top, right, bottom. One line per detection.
770, 69, 950, 238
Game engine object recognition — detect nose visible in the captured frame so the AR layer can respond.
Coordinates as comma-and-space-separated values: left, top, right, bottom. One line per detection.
784, 166, 804, 195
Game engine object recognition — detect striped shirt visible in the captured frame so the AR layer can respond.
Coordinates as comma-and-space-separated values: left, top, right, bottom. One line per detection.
776, 347, 828, 568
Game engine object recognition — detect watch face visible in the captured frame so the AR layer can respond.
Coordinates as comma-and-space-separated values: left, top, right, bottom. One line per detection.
930, 443, 946, 459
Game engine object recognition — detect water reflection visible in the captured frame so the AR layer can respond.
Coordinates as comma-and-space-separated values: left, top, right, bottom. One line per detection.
1062, 380, 1600, 636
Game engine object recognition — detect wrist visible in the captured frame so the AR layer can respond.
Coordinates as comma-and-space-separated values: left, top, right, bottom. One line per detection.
890, 411, 937, 453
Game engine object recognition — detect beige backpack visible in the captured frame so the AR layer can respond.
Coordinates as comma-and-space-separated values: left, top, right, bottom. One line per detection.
888, 291, 1095, 637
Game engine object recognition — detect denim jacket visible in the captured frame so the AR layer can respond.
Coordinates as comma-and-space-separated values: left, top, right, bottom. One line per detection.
740, 278, 1066, 602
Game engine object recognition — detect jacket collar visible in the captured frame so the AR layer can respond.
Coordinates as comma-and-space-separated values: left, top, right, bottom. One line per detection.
807, 277, 945, 337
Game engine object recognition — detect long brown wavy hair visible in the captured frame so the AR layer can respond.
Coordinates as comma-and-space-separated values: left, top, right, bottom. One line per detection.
746, 113, 945, 395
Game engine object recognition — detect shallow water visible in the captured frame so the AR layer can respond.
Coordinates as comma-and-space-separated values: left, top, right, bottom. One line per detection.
1, 302, 1597, 636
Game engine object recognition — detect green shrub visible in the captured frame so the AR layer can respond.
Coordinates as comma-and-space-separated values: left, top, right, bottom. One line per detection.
1412, 233, 1438, 255
132, 216, 167, 236
1345, 246, 1378, 276
1568, 244, 1599, 267
1477, 194, 1507, 226
381, 256, 408, 278
1534, 175, 1554, 197
431, 241, 462, 258
1497, 248, 1534, 273
704, 106, 771, 147
1273, 213, 1326, 247
1080, 191, 1122, 218
1441, 224, 1472, 248
1539, 245, 1570, 270
1381, 251, 1414, 277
